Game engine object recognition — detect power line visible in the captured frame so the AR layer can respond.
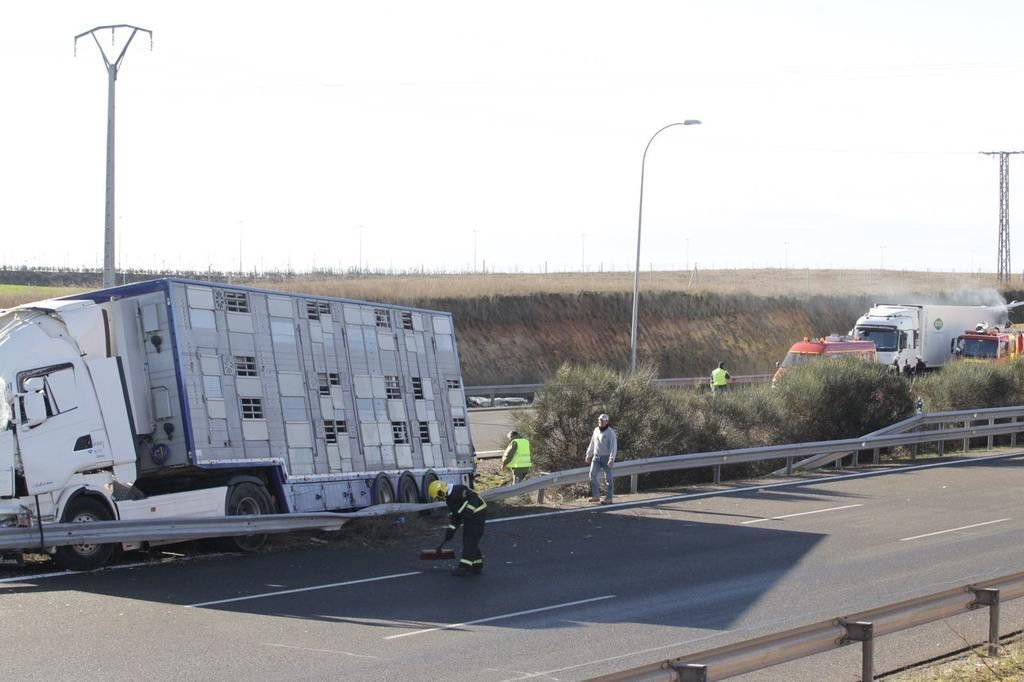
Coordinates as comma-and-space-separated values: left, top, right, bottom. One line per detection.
980, 151, 1024, 283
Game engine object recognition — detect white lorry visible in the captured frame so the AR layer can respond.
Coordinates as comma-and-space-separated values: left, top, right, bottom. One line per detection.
851, 303, 1014, 371
0, 279, 475, 569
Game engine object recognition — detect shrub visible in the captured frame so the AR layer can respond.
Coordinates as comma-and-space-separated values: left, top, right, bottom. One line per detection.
913, 360, 1024, 411
771, 357, 914, 442
515, 364, 688, 473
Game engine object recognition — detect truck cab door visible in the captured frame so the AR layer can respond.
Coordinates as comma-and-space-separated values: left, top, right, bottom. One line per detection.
14, 363, 108, 496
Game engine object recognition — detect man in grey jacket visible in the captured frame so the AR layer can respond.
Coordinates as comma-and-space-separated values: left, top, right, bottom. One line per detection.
585, 413, 617, 504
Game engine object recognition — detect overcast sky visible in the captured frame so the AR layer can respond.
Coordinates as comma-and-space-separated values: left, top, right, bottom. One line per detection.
3, 1, 1024, 275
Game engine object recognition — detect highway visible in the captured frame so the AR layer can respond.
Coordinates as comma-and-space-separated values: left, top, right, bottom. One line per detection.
4, 453, 1024, 680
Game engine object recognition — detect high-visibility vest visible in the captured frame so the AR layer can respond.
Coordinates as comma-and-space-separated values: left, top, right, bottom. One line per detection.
711, 367, 729, 387
505, 438, 532, 468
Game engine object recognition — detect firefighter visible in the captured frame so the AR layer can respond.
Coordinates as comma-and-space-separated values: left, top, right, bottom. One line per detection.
501, 430, 532, 483
428, 480, 487, 576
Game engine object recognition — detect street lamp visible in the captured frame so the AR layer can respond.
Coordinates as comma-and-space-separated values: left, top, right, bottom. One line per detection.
629, 120, 701, 372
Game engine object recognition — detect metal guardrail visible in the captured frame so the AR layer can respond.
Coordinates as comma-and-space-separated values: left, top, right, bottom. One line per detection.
592, 571, 1024, 681
466, 374, 773, 404
0, 503, 436, 552
2, 405, 1023, 554
783, 405, 1024, 474
484, 411, 1024, 504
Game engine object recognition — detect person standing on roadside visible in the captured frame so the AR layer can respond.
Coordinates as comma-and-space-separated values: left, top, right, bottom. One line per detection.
710, 361, 731, 393
502, 430, 532, 484
585, 413, 617, 504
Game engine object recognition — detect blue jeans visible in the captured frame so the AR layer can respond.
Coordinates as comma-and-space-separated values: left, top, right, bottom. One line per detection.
590, 456, 613, 500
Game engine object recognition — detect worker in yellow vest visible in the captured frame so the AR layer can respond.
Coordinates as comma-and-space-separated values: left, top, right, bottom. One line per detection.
710, 361, 731, 394
502, 430, 532, 483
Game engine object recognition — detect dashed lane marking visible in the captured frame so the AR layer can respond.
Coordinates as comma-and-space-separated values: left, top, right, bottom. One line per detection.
899, 518, 1010, 542
740, 503, 864, 525
384, 594, 616, 640
186, 571, 421, 608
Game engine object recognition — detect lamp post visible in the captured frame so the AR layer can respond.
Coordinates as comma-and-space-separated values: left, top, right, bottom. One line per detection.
629, 120, 701, 372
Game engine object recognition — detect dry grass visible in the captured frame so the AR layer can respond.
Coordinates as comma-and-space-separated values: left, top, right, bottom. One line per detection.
896, 640, 1024, 681
248, 269, 1003, 303
0, 269, 1006, 308
0, 284, 83, 310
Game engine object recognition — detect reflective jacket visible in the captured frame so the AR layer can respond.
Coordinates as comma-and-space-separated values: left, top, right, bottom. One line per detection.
502, 438, 532, 469
711, 367, 730, 387
443, 484, 487, 541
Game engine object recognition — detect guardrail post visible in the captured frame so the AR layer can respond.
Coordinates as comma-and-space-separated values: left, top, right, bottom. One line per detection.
1012, 416, 1018, 447
713, 465, 721, 484
852, 450, 860, 467
843, 620, 874, 682
785, 456, 793, 476
537, 488, 545, 504
963, 419, 970, 453
670, 663, 708, 682
630, 473, 638, 494
987, 417, 994, 450
938, 437, 944, 457
971, 587, 1001, 656
872, 447, 880, 465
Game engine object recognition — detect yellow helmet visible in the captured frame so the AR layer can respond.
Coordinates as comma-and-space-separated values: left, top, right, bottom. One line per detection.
428, 480, 449, 501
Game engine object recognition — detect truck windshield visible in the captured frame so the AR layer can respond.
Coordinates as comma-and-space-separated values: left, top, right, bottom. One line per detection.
855, 326, 898, 352
957, 338, 998, 359
780, 352, 818, 368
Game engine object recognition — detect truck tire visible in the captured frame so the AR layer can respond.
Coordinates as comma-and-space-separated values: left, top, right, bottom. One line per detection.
53, 497, 116, 571
397, 472, 419, 504
371, 473, 395, 505
222, 482, 273, 553
420, 470, 439, 503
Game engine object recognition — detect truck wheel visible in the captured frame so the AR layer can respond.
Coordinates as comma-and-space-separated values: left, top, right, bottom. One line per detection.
371, 473, 395, 505
222, 482, 273, 553
420, 471, 439, 503
53, 497, 116, 571
397, 472, 419, 503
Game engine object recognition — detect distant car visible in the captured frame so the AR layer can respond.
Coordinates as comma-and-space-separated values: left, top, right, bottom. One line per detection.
493, 397, 530, 407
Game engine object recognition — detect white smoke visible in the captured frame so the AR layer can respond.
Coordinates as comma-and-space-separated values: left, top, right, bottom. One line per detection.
879, 288, 1008, 308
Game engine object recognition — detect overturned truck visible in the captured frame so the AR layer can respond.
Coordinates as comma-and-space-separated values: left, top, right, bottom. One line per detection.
0, 278, 474, 569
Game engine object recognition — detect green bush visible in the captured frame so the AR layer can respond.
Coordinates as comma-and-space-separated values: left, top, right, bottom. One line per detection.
769, 357, 914, 441
517, 359, 915, 495
913, 360, 1024, 411
514, 364, 688, 473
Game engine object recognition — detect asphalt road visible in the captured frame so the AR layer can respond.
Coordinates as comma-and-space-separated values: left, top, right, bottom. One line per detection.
5, 453, 1024, 681
469, 407, 518, 457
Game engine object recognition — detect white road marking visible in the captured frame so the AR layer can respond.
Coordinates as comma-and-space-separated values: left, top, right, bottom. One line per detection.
384, 594, 616, 640
0, 558, 167, 584
261, 642, 381, 659
899, 518, 1010, 542
186, 571, 421, 608
740, 503, 864, 525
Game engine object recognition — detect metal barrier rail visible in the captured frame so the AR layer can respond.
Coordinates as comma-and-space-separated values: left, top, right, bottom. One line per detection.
0, 503, 437, 552
591, 571, 1024, 681
2, 405, 1023, 553
466, 375, 773, 403
785, 406, 1024, 473
483, 414, 1024, 503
